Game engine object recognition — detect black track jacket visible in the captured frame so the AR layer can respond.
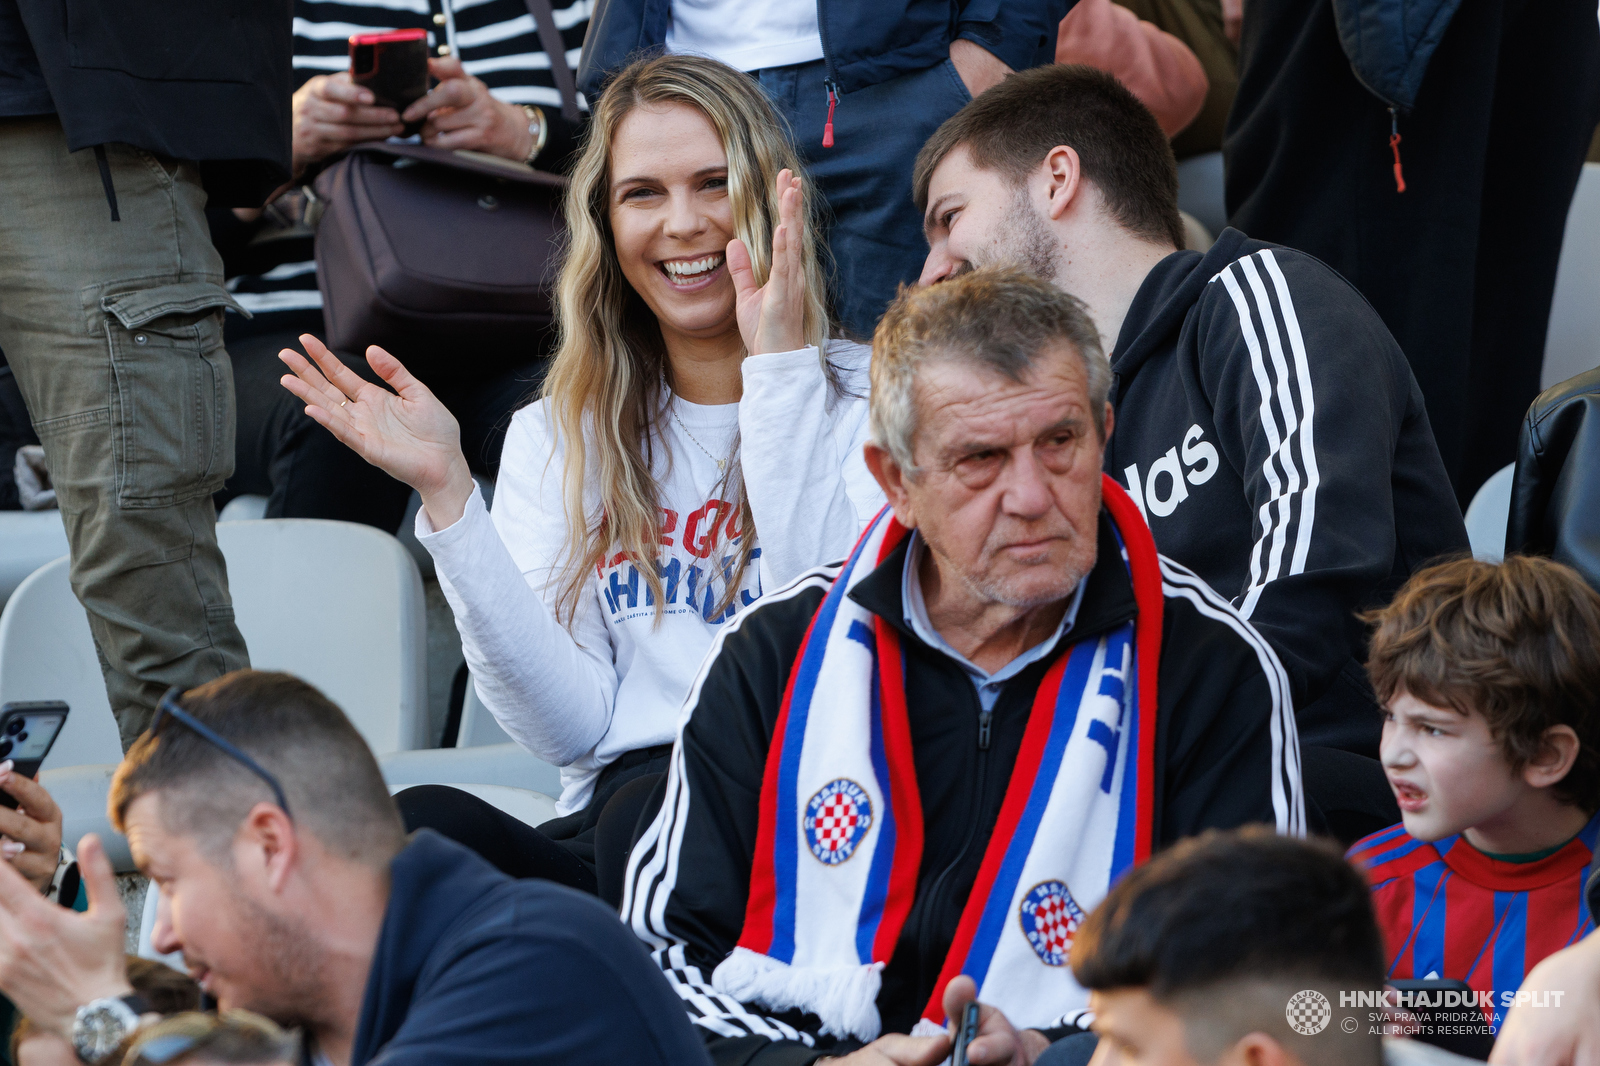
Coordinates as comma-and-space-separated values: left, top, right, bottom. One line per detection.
1104, 229, 1468, 755
623, 512, 1304, 1066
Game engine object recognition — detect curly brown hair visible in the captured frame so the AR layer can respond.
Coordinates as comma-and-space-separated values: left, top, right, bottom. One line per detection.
1365, 555, 1600, 812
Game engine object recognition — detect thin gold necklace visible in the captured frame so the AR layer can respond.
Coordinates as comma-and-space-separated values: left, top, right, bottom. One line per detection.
670, 407, 728, 473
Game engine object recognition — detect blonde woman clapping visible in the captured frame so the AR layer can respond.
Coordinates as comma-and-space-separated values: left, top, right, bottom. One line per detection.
279, 54, 881, 898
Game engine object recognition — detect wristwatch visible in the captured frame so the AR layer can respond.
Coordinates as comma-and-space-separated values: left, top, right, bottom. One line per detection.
519, 104, 548, 165
72, 994, 150, 1063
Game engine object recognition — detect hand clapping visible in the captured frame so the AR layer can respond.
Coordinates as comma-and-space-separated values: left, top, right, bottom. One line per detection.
728, 168, 808, 358
278, 336, 477, 530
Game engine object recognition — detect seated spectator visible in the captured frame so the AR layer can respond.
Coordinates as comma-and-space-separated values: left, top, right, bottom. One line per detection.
914, 63, 1469, 843
1072, 827, 1478, 1066
11, 956, 199, 1066
213, 0, 591, 532
279, 54, 882, 901
1349, 556, 1600, 1010
621, 268, 1301, 1064
0, 671, 713, 1066
120, 1011, 295, 1066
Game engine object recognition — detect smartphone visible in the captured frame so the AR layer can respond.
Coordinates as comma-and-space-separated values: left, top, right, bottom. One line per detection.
349, 29, 430, 119
951, 1002, 981, 1066
1388, 979, 1496, 1061
0, 701, 68, 809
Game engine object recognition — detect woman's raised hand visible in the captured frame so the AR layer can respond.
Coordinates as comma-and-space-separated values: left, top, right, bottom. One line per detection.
278, 335, 477, 529
728, 168, 808, 357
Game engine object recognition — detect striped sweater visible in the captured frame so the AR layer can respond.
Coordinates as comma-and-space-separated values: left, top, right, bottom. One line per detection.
221, 0, 589, 315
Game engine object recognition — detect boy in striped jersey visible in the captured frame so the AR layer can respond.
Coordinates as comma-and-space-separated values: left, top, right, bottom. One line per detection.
1350, 556, 1600, 1022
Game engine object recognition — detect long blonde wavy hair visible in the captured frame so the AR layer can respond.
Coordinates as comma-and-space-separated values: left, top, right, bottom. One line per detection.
543, 54, 833, 625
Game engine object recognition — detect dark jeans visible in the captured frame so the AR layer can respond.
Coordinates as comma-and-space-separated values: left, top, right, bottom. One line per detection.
219, 309, 545, 531
1226, 0, 1600, 502
397, 743, 672, 906
757, 57, 973, 340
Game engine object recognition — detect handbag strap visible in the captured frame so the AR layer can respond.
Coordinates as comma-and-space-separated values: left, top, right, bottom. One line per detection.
524, 0, 582, 122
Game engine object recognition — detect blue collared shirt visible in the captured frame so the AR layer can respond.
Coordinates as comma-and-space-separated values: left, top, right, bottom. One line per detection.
899, 532, 1087, 714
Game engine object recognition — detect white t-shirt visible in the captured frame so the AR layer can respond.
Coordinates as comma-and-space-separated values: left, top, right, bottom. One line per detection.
664, 0, 823, 72
419, 342, 881, 813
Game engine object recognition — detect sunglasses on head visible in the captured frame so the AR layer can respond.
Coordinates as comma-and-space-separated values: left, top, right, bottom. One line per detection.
151, 687, 293, 821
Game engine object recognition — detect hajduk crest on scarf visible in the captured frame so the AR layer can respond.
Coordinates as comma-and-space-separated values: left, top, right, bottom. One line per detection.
712, 474, 1164, 1041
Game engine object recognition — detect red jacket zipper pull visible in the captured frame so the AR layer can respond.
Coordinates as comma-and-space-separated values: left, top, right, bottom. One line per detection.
1388, 108, 1406, 193
822, 80, 838, 148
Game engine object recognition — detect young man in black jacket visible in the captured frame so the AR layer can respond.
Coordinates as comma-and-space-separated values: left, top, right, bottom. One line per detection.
622, 269, 1301, 1066
914, 64, 1469, 842
0, 671, 711, 1066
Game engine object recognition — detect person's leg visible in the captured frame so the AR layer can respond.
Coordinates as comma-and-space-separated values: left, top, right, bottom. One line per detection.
760, 59, 974, 340
1457, 0, 1600, 496
227, 320, 413, 532
395, 784, 597, 893
432, 357, 546, 481
593, 772, 666, 908
0, 117, 248, 744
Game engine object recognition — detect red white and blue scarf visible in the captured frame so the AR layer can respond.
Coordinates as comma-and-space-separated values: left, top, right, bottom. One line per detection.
712, 475, 1164, 1041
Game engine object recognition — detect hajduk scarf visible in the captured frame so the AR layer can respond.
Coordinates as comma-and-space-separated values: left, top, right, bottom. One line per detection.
711, 474, 1164, 1041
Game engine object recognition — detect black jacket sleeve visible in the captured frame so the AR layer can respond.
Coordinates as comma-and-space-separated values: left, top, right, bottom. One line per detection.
1192, 246, 1451, 709
1152, 556, 1305, 841
622, 578, 841, 1066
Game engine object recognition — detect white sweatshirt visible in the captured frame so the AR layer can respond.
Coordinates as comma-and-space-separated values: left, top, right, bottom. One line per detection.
418, 341, 883, 814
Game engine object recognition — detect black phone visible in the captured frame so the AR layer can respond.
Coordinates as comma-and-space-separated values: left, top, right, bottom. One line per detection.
0, 701, 69, 809
350, 29, 431, 129
1388, 979, 1496, 1062
951, 1002, 981, 1066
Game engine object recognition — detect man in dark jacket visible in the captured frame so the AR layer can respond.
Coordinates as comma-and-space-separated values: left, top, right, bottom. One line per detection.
0, 671, 711, 1066
0, 0, 292, 743
914, 64, 1469, 842
622, 269, 1302, 1066
578, 0, 1068, 339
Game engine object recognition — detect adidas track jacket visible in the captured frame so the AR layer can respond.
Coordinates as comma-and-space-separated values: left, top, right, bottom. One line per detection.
1104, 228, 1468, 755
622, 513, 1304, 1065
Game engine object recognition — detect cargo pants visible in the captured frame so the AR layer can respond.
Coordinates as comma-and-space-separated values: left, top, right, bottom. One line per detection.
0, 116, 249, 747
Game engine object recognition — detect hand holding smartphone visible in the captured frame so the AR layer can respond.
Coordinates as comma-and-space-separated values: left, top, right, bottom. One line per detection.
0, 701, 69, 809
951, 1001, 981, 1066
350, 28, 431, 132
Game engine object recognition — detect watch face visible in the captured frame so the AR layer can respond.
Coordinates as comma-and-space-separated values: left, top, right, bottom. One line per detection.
74, 1000, 136, 1061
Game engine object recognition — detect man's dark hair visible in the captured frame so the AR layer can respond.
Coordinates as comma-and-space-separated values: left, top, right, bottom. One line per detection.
913, 64, 1184, 250
1072, 828, 1384, 1066
110, 671, 405, 867
1365, 555, 1600, 812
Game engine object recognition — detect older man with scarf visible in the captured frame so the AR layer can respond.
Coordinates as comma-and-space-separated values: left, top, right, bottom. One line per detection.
621, 267, 1304, 1066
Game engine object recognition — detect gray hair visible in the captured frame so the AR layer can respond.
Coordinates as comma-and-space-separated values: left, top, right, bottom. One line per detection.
869, 267, 1111, 473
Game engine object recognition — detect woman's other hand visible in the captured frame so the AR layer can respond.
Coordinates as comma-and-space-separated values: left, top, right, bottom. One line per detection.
403, 57, 537, 161
729, 168, 807, 357
279, 335, 477, 529
291, 72, 405, 176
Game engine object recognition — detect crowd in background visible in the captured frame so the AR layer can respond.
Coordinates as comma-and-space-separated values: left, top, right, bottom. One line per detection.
0, 0, 1598, 1065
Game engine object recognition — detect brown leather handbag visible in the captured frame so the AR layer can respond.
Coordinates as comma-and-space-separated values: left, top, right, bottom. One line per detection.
311, 0, 578, 378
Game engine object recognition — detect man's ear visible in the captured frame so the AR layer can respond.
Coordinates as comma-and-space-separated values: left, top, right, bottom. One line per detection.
863, 442, 918, 530
1524, 724, 1581, 791
1042, 145, 1084, 223
235, 802, 300, 894
1218, 1032, 1296, 1066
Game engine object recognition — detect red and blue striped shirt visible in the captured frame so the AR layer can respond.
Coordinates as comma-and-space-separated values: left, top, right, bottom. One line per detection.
1349, 813, 1599, 1016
